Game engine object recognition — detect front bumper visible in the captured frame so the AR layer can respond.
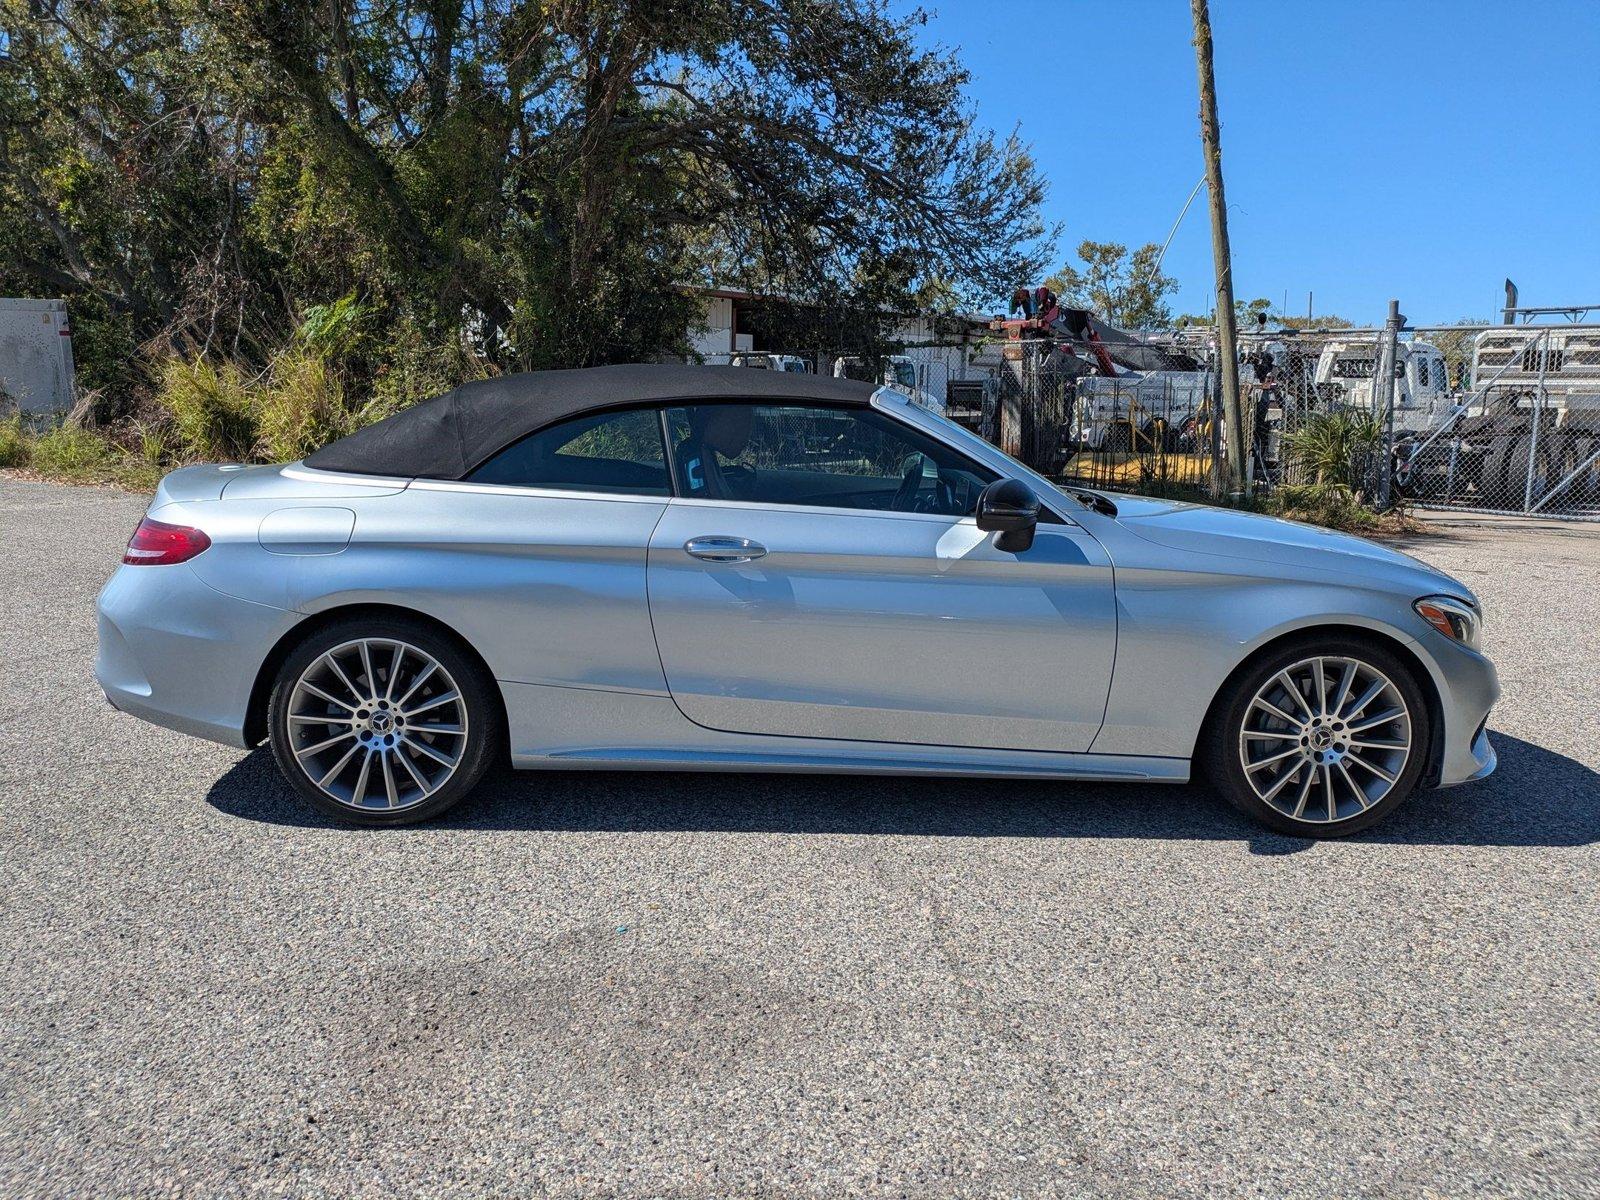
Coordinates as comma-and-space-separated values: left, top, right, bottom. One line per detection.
96, 563, 301, 749
1423, 637, 1500, 788
1457, 721, 1497, 784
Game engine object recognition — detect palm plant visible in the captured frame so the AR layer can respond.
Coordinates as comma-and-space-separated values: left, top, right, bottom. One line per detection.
1282, 409, 1383, 491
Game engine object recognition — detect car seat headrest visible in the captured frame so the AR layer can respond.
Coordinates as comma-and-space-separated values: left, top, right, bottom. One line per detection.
700, 406, 753, 458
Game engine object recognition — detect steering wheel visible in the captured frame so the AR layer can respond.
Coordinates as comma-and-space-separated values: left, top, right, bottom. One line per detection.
891, 454, 929, 512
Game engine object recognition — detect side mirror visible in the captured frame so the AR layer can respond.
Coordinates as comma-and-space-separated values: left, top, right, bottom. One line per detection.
975, 478, 1040, 553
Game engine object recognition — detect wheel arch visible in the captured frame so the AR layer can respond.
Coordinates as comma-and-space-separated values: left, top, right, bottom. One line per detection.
243, 602, 507, 754
1196, 623, 1446, 786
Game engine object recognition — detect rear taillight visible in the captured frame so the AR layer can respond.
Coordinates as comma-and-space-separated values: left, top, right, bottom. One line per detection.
123, 518, 212, 565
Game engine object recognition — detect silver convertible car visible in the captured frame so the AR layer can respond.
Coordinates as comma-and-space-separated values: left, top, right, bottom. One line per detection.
96, 365, 1498, 836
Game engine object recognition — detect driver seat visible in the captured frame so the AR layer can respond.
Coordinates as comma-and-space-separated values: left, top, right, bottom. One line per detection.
677, 406, 753, 500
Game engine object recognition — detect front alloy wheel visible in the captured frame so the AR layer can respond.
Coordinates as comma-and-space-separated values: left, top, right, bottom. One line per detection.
1208, 639, 1431, 837
268, 618, 499, 825
1239, 656, 1411, 823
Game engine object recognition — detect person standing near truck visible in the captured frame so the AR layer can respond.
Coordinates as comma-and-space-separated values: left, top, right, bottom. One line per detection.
1248, 349, 1278, 441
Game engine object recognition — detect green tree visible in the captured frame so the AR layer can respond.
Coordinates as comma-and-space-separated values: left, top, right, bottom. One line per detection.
1045, 240, 1178, 329
1279, 313, 1355, 330
1235, 297, 1274, 327
1416, 318, 1489, 388
0, 0, 1053, 413
1175, 305, 1356, 329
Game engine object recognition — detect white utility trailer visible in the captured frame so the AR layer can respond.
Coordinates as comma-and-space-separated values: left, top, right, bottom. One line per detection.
0, 298, 76, 414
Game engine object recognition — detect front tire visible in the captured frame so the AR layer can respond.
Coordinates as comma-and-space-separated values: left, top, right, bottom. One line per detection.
267, 616, 501, 826
1203, 638, 1432, 837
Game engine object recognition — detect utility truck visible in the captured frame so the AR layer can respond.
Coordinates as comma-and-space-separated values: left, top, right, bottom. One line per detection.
1313, 338, 1455, 432
989, 289, 1209, 464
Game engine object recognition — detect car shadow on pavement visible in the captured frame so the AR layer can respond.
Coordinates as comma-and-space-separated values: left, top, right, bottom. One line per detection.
206, 730, 1597, 853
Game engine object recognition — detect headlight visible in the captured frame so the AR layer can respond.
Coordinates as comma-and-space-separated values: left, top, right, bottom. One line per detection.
1414, 596, 1482, 650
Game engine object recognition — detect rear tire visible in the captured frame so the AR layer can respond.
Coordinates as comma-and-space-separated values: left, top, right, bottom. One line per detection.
1566, 436, 1600, 504
1202, 637, 1433, 838
1508, 431, 1554, 509
1482, 433, 1520, 507
267, 616, 501, 826
1103, 420, 1135, 453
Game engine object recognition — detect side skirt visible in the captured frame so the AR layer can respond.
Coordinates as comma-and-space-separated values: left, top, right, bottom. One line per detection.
500, 681, 1189, 783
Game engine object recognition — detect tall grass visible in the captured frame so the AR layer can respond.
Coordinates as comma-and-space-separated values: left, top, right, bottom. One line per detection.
253, 351, 354, 462
149, 345, 356, 465
156, 357, 257, 461
2, 295, 505, 491
28, 424, 120, 481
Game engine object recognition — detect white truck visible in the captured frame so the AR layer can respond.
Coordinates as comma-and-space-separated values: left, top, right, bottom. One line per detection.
0, 298, 76, 415
1313, 337, 1454, 432
724, 352, 810, 373
1072, 369, 1210, 452
831, 354, 944, 412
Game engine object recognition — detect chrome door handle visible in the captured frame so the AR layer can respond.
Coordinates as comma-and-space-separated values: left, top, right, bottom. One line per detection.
684, 536, 767, 563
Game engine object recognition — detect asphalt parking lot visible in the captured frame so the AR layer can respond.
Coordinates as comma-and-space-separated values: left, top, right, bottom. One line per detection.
2, 476, 1597, 1199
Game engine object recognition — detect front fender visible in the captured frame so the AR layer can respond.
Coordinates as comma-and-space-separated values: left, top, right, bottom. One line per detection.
1089, 566, 1429, 758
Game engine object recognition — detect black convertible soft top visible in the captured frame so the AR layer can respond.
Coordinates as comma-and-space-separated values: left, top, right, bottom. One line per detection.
302, 363, 878, 480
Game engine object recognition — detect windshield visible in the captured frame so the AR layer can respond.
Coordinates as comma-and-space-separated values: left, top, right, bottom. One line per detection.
880, 389, 1112, 516
892, 362, 917, 389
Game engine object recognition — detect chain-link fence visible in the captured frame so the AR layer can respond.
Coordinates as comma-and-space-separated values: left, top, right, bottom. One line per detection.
694, 319, 1600, 521
981, 338, 1224, 494
1389, 324, 1600, 518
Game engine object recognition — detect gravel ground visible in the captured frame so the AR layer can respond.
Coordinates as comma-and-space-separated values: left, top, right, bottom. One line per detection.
1, 477, 1596, 1199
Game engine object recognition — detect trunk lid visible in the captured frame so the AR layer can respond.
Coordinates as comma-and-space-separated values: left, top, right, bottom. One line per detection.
151, 463, 250, 506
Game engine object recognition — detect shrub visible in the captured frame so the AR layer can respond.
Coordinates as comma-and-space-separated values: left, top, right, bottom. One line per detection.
1265, 482, 1384, 532
297, 293, 370, 360
154, 357, 257, 462
1281, 409, 1382, 490
0, 417, 30, 468
362, 316, 493, 424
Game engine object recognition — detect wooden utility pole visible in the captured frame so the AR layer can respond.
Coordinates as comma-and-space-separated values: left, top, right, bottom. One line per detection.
1190, 0, 1248, 496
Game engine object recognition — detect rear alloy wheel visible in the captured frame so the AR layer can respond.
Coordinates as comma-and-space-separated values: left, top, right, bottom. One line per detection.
1207, 640, 1431, 837
268, 618, 499, 825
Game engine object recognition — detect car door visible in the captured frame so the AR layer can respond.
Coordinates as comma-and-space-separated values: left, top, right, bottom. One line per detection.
350, 406, 676, 696
645, 401, 1117, 753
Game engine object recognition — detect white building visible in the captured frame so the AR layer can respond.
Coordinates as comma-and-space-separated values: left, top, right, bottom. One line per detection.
686, 287, 993, 400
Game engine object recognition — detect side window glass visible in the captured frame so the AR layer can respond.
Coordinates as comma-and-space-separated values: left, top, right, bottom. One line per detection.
665, 403, 996, 516
467, 408, 669, 495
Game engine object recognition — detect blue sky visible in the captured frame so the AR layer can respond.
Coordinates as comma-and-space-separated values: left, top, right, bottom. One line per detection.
901, 1, 1600, 326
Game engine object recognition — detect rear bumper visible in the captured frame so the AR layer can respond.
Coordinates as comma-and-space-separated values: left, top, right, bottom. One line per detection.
96, 563, 300, 749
